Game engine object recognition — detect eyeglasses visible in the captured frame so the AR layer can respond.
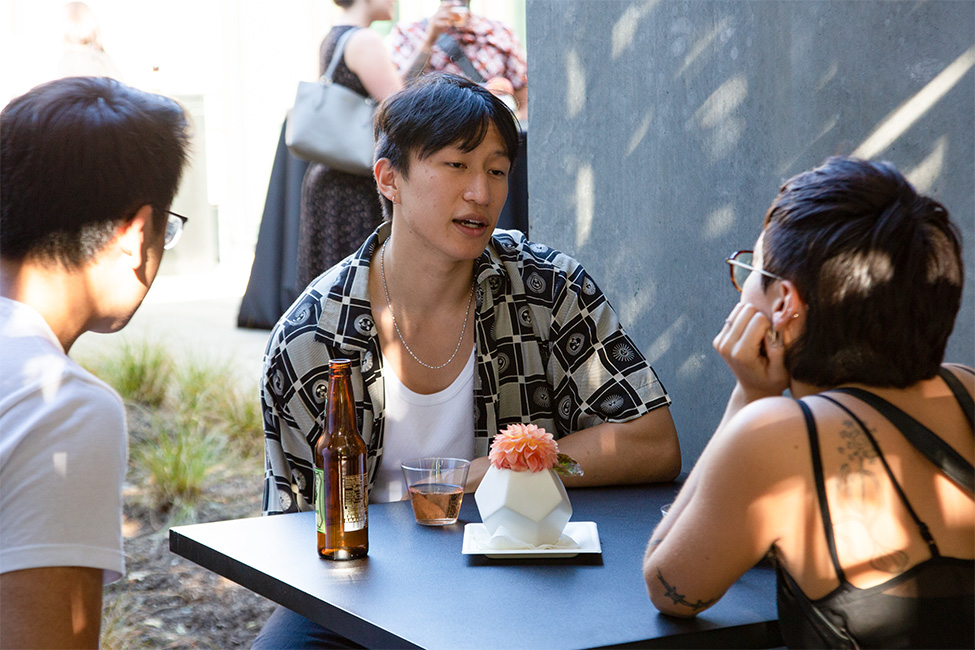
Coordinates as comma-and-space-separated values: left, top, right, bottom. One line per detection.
164, 211, 188, 250
725, 250, 784, 292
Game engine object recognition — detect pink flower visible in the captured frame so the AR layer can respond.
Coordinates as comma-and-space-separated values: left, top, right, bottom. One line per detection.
489, 424, 559, 472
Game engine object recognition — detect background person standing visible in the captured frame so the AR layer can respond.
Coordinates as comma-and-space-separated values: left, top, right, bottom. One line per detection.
295, 0, 403, 289
387, 0, 527, 120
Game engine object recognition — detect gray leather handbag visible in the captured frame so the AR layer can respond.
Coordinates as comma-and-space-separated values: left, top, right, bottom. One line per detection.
285, 28, 376, 176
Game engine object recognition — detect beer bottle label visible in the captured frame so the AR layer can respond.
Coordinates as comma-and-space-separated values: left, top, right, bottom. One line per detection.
314, 468, 325, 533
340, 470, 367, 532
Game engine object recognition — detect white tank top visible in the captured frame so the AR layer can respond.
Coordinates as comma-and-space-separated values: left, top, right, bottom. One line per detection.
370, 349, 476, 503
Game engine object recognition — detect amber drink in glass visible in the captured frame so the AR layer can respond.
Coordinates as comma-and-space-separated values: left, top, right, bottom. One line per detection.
402, 457, 471, 525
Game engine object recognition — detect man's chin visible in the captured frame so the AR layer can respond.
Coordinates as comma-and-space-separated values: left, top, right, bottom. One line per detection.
91, 313, 136, 335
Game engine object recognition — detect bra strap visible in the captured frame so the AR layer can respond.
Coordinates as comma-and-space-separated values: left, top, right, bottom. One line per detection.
945, 363, 975, 378
816, 394, 940, 558
830, 385, 974, 493
797, 400, 848, 582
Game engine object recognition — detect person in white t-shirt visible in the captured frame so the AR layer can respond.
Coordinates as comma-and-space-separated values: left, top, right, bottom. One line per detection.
0, 76, 191, 649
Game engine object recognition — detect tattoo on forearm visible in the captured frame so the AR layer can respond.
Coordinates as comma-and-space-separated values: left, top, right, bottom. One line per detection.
656, 570, 715, 611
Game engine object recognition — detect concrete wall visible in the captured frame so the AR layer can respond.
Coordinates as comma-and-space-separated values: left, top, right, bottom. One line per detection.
525, 0, 974, 468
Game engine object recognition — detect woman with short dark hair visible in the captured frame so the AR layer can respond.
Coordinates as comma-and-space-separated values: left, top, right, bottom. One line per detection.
643, 156, 973, 649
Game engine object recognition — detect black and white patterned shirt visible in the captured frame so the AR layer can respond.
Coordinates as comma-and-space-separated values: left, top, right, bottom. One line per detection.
261, 224, 671, 514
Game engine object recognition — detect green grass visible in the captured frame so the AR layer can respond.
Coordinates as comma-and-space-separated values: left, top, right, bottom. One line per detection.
80, 340, 263, 514
80, 339, 172, 407
169, 358, 264, 458
213, 385, 265, 458
79, 339, 268, 647
132, 411, 225, 517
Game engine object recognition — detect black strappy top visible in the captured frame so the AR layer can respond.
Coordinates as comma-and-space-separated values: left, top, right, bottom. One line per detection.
776, 367, 975, 649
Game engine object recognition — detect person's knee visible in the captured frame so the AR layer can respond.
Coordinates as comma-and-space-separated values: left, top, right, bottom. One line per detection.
252, 606, 364, 649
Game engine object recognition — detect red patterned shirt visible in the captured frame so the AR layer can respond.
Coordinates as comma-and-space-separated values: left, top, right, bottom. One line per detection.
387, 15, 527, 90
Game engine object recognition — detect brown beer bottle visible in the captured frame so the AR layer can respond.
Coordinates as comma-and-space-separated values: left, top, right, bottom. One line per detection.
315, 359, 368, 560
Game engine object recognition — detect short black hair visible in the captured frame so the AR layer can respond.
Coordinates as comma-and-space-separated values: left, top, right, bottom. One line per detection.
1, 76, 191, 267
761, 156, 963, 388
373, 72, 521, 218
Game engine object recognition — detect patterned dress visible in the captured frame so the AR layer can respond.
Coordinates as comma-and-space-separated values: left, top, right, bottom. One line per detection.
296, 25, 384, 290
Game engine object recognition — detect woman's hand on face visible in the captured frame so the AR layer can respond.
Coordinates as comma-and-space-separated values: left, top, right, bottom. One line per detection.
713, 303, 789, 401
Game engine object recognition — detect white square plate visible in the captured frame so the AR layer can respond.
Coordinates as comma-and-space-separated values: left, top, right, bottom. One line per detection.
462, 521, 601, 559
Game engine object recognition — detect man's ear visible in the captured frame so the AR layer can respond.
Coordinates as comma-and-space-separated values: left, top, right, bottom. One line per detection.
374, 158, 399, 205
115, 205, 155, 270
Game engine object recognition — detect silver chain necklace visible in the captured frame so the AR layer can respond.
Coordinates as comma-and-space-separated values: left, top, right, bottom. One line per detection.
380, 239, 475, 370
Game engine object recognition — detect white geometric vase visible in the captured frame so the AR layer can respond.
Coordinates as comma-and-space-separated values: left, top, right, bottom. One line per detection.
474, 465, 572, 546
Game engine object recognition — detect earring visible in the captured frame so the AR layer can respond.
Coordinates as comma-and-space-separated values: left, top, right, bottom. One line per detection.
767, 328, 781, 347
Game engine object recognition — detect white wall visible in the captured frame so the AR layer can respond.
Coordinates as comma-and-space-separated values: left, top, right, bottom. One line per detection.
527, 0, 975, 467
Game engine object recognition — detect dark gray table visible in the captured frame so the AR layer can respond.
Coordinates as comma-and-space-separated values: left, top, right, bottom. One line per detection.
170, 484, 782, 649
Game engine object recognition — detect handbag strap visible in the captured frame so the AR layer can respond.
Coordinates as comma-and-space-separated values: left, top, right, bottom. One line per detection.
322, 27, 359, 84
435, 33, 485, 83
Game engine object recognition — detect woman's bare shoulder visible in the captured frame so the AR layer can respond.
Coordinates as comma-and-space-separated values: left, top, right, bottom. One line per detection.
726, 396, 810, 446
708, 397, 815, 484
686, 397, 815, 550
346, 27, 386, 53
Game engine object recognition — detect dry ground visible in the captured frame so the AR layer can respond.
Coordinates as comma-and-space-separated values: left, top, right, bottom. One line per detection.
103, 410, 277, 649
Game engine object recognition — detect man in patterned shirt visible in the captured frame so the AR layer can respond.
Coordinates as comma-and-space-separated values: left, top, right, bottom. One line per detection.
387, 0, 528, 119
261, 73, 679, 518
254, 70, 679, 650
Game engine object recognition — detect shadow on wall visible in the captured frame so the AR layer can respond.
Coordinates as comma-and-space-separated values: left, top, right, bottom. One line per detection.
527, 0, 975, 466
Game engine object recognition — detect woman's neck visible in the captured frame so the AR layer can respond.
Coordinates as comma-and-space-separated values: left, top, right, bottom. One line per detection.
789, 379, 823, 400
339, 5, 375, 28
